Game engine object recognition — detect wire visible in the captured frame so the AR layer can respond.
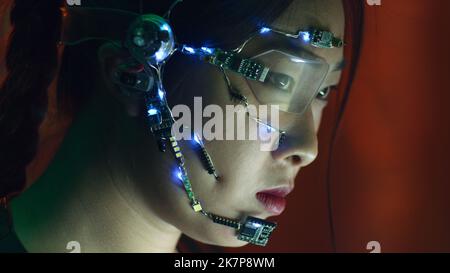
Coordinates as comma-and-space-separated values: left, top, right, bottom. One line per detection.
164, 0, 183, 20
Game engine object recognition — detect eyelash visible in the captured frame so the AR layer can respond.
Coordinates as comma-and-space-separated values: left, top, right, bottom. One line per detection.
316, 86, 335, 101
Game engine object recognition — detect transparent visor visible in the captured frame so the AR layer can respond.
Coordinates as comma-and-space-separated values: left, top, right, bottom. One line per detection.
62, 7, 330, 115
245, 50, 329, 115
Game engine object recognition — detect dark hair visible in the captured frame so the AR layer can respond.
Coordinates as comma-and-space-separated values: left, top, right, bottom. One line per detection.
0, 0, 294, 201
0, 0, 63, 200
326, 0, 365, 252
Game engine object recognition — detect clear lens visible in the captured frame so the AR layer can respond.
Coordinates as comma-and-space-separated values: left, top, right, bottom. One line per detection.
246, 50, 329, 115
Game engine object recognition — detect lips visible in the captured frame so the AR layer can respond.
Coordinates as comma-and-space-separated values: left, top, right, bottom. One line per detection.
256, 187, 293, 215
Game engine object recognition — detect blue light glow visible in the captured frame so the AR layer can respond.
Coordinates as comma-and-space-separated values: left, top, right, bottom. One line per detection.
155, 47, 166, 62
160, 23, 170, 32
193, 134, 203, 145
200, 47, 214, 54
252, 222, 262, 228
259, 27, 271, 34
300, 31, 311, 43
182, 46, 196, 54
147, 108, 158, 116
172, 168, 184, 187
177, 170, 184, 181
158, 89, 165, 100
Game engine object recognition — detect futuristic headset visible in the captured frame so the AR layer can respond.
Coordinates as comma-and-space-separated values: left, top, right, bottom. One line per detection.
61, 0, 343, 246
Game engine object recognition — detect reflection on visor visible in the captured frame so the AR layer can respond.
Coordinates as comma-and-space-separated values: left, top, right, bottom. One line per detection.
246, 50, 329, 115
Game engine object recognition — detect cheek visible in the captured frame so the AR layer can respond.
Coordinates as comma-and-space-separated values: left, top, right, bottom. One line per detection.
173, 69, 267, 205
163, 60, 274, 214
311, 99, 328, 133
167, 60, 231, 108
210, 140, 266, 183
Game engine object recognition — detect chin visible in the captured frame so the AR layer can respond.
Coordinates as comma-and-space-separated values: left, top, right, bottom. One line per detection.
195, 236, 250, 248
185, 223, 251, 248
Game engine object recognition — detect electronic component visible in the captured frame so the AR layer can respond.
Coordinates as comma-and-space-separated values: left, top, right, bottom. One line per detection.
172, 137, 203, 212
177, 167, 203, 212
306, 29, 343, 49
193, 134, 219, 180
169, 136, 185, 165
237, 217, 277, 247
209, 214, 241, 229
258, 27, 343, 49
112, 60, 155, 94
208, 213, 277, 247
278, 131, 287, 146
62, 5, 316, 247
205, 49, 269, 82
146, 91, 175, 152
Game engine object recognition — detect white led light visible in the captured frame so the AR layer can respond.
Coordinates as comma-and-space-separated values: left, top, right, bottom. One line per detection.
158, 89, 165, 100
252, 223, 262, 228
160, 23, 170, 32
155, 47, 166, 62
193, 134, 202, 145
300, 31, 311, 43
148, 108, 158, 116
182, 46, 196, 54
260, 27, 271, 34
177, 171, 184, 181
201, 47, 214, 54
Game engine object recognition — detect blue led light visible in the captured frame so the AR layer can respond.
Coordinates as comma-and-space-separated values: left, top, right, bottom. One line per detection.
147, 108, 158, 116
259, 27, 271, 34
182, 46, 196, 54
155, 47, 167, 62
300, 31, 311, 43
160, 23, 170, 32
158, 89, 165, 100
172, 168, 184, 187
177, 170, 184, 181
267, 125, 277, 133
193, 134, 203, 145
200, 47, 214, 54
252, 222, 262, 228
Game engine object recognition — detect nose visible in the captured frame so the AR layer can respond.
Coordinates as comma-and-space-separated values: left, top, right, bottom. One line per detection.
271, 107, 319, 168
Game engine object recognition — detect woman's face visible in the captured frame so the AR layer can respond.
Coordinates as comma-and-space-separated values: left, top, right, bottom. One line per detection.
111, 0, 345, 247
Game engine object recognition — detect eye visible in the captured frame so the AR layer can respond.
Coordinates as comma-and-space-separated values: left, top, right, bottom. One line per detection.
316, 86, 334, 101
268, 72, 293, 91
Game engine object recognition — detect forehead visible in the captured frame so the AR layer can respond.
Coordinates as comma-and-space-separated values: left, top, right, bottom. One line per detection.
267, 0, 345, 68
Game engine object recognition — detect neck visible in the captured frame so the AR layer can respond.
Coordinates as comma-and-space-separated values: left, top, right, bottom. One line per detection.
11, 91, 182, 253
11, 174, 181, 253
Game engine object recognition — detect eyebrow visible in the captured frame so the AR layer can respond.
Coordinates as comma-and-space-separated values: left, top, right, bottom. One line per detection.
281, 41, 347, 71
241, 33, 347, 71
296, 45, 347, 72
